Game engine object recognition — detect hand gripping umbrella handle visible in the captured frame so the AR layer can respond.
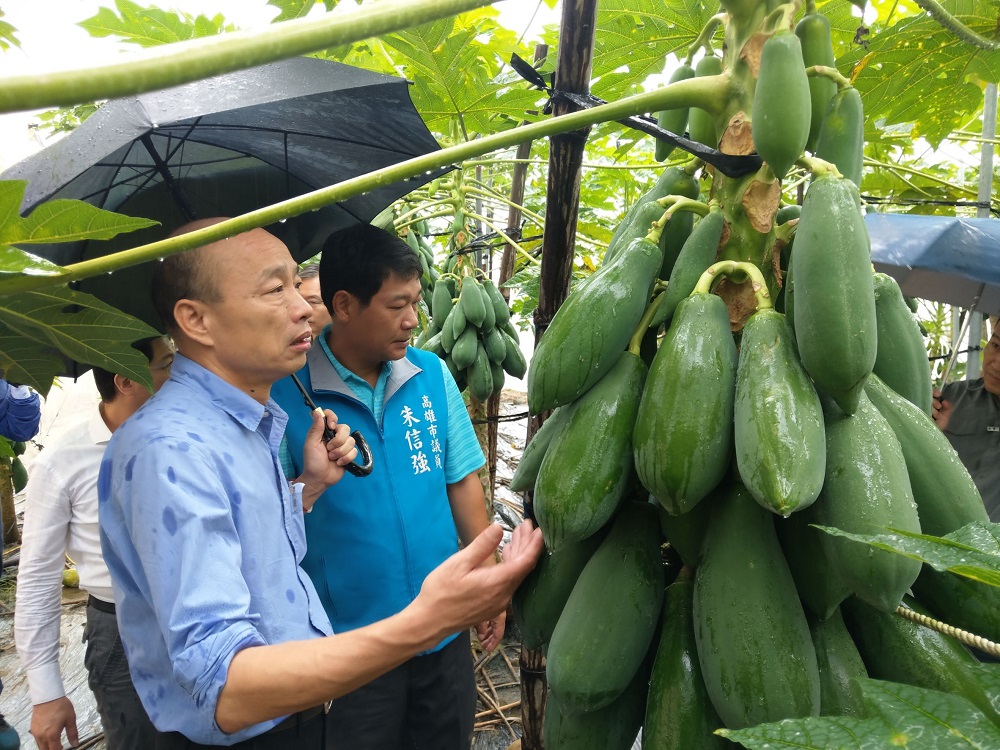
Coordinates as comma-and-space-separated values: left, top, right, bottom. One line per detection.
290, 374, 374, 478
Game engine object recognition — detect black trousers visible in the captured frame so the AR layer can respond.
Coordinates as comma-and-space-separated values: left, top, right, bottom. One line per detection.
153, 707, 328, 750
327, 630, 476, 750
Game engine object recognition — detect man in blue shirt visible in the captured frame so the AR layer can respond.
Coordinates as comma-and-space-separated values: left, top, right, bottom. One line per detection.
0, 375, 41, 750
273, 224, 500, 750
98, 220, 542, 749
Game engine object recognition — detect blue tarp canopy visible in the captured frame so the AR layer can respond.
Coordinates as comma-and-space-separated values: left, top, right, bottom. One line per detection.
865, 214, 1000, 316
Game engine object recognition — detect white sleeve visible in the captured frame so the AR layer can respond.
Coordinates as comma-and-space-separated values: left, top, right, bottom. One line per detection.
14, 458, 73, 705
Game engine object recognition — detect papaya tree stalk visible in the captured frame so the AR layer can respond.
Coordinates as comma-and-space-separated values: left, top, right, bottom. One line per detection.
0, 0, 498, 114
628, 292, 666, 355
0, 76, 732, 297
693, 260, 773, 311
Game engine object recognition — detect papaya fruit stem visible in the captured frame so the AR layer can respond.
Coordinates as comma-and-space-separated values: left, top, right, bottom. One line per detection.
686, 14, 728, 63
682, 157, 705, 176
692, 260, 773, 311
628, 292, 665, 354
797, 155, 843, 179
762, 3, 799, 34
805, 65, 852, 90
774, 220, 797, 244
805, 0, 817, 13
651, 197, 711, 233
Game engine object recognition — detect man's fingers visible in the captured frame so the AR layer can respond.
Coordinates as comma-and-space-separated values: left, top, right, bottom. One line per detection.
462, 525, 504, 569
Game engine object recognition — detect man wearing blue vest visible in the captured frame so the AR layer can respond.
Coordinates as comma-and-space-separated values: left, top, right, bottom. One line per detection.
273, 224, 499, 750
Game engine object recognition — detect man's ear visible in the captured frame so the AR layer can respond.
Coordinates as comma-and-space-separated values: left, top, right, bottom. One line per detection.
173, 299, 214, 347
331, 290, 356, 322
113, 373, 135, 398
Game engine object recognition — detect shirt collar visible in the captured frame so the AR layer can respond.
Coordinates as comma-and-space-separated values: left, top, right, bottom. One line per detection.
169, 354, 287, 435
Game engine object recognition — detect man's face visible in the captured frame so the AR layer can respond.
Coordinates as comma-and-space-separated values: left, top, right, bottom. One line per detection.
983, 329, 1000, 396
300, 276, 332, 339
196, 230, 313, 394
147, 338, 175, 394
341, 272, 422, 364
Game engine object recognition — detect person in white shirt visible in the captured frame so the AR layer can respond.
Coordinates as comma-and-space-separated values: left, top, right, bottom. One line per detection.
14, 337, 174, 750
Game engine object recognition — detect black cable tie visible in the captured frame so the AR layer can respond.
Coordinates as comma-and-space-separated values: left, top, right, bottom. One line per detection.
471, 410, 531, 425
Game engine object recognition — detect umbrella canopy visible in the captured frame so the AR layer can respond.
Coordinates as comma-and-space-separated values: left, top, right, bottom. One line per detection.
866, 213, 1000, 316
2, 56, 446, 333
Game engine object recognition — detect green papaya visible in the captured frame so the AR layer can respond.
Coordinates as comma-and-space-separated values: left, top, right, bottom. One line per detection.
865, 374, 986, 537
689, 55, 724, 148
752, 31, 812, 180
509, 406, 572, 493
815, 86, 865, 188
694, 483, 821, 729
547, 501, 664, 713
544, 669, 647, 750
483, 326, 507, 365
420, 331, 445, 358
451, 325, 479, 370
501, 334, 527, 379
649, 204, 724, 328
775, 204, 802, 225
809, 607, 868, 717
872, 273, 932, 414
467, 343, 493, 402
655, 63, 697, 161
775, 509, 851, 621
605, 166, 699, 268
807, 393, 922, 612
843, 595, 1000, 727
634, 292, 736, 515
645, 573, 727, 750
535, 352, 647, 551
735, 308, 825, 516
513, 531, 603, 651
11, 456, 27, 493
795, 13, 837, 152
482, 277, 511, 327
12, 441, 25, 456
528, 236, 662, 413
793, 174, 876, 415
459, 278, 487, 328
489, 358, 504, 396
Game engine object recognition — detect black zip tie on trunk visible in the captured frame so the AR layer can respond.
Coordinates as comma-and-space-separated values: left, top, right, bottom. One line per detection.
471, 410, 531, 425
510, 53, 762, 179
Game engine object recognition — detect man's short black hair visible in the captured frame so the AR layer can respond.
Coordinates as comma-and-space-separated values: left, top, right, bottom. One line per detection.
318, 223, 422, 310
92, 337, 161, 402
151, 252, 219, 333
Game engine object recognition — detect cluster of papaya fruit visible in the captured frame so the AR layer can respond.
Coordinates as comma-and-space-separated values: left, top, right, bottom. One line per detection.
416, 273, 526, 402
402, 219, 439, 299
3, 439, 28, 494
513, 5, 997, 747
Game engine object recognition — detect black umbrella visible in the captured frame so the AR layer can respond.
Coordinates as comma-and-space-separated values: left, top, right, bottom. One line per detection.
1, 55, 447, 331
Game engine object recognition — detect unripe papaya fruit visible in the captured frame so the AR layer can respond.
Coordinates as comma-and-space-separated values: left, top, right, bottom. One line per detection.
806, 393, 922, 612
796, 13, 837, 152
694, 483, 821, 728
655, 63, 697, 161
815, 86, 865, 188
775, 508, 851, 621
544, 670, 647, 750
459, 279, 487, 328
735, 308, 826, 516
872, 273, 932, 414
547, 501, 664, 713
752, 31, 812, 179
509, 406, 572, 493
793, 174, 876, 415
534, 352, 646, 551
634, 292, 736, 515
689, 55, 723, 149
528, 236, 661, 413
809, 606, 867, 717
12, 456, 27, 493
467, 343, 493, 402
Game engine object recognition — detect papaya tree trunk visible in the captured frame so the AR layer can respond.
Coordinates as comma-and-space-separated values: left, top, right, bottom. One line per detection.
0, 461, 19, 545
522, 2, 599, 748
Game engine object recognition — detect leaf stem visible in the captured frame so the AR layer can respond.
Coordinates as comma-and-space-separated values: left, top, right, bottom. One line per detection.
465, 212, 540, 266
911, 0, 1000, 50
628, 292, 664, 354
692, 260, 772, 311
686, 14, 727, 63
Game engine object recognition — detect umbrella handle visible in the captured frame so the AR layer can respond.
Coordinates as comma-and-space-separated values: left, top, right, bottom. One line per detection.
345, 430, 374, 478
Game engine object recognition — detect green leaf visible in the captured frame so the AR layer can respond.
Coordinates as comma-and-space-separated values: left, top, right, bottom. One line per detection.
267, 0, 342, 22
0, 286, 158, 390
0, 10, 21, 51
721, 678, 1000, 748
0, 181, 158, 245
0, 331, 63, 396
0, 439, 14, 460
79, 0, 234, 48
0, 246, 66, 277
813, 522, 1000, 589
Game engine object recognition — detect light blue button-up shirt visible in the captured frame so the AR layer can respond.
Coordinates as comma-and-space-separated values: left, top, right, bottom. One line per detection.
98, 355, 332, 745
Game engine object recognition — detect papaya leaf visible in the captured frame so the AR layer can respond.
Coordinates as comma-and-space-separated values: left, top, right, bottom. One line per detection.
0, 331, 63, 396
267, 0, 341, 22
721, 679, 1000, 748
0, 286, 158, 390
0, 10, 20, 51
813, 522, 1000, 589
0, 182, 158, 245
0, 439, 13, 461
0, 246, 65, 277
79, 0, 235, 47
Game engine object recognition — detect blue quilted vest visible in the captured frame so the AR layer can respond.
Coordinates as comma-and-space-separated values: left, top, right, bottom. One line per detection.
272, 345, 459, 651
